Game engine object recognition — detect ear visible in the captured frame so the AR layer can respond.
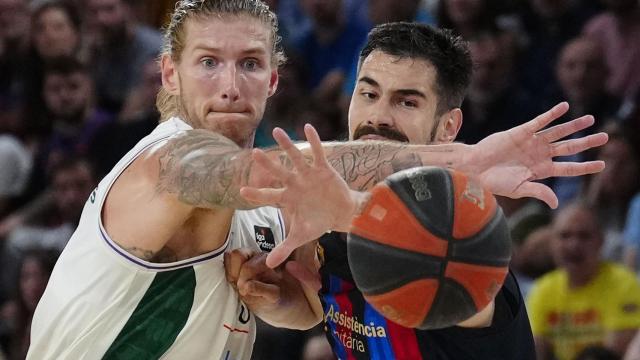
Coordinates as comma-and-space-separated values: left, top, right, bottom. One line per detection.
267, 68, 279, 97
161, 54, 180, 96
436, 108, 462, 143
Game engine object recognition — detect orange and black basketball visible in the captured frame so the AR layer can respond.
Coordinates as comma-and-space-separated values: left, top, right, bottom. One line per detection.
347, 166, 511, 329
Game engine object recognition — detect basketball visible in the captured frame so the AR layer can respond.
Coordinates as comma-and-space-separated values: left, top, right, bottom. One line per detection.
347, 166, 512, 329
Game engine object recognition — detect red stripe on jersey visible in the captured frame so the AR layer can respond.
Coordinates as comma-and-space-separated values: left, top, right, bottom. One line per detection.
386, 320, 423, 360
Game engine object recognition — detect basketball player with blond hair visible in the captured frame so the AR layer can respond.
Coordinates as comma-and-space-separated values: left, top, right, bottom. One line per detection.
28, 1, 606, 359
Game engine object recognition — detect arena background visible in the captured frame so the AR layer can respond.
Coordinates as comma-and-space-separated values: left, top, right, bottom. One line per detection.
0, 0, 639, 359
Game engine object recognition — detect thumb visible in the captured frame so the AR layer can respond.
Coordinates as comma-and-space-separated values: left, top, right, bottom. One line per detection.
516, 182, 559, 209
286, 260, 321, 292
266, 242, 295, 268
240, 281, 280, 304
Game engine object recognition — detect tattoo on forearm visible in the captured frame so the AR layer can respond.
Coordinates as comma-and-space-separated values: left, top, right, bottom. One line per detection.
156, 130, 254, 209
326, 143, 425, 191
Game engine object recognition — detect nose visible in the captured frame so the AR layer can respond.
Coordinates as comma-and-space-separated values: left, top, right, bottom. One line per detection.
219, 64, 240, 103
367, 100, 394, 128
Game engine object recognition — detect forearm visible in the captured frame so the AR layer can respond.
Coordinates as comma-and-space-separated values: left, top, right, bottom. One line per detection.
265, 140, 470, 191
322, 141, 469, 190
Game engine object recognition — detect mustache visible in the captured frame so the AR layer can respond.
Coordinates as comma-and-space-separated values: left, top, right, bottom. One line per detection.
353, 124, 409, 142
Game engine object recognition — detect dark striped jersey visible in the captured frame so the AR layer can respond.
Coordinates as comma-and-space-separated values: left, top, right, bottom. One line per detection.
318, 232, 536, 360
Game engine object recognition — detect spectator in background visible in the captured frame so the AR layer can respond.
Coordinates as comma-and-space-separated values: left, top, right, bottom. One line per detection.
576, 346, 622, 360
32, 57, 112, 181
89, 59, 160, 178
0, 136, 32, 218
554, 36, 621, 127
518, 0, 597, 100
23, 0, 84, 139
527, 202, 640, 360
0, 0, 30, 115
550, 36, 622, 205
585, 126, 640, 262
31, 0, 83, 61
368, 0, 427, 26
255, 55, 307, 147
86, 0, 162, 113
436, 0, 500, 39
623, 194, 640, 274
456, 30, 541, 144
1, 157, 95, 297
583, 0, 640, 99
293, 97, 344, 141
0, 249, 57, 360
294, 0, 369, 91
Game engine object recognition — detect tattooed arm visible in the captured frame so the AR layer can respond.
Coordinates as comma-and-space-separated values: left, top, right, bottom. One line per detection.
320, 141, 464, 191
102, 128, 467, 262
264, 140, 467, 192
102, 129, 256, 262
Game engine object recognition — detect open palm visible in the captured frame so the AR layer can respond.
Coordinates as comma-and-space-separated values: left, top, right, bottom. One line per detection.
241, 124, 367, 268
467, 102, 608, 208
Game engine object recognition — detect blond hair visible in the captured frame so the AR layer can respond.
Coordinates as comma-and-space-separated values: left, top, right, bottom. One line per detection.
156, 0, 286, 121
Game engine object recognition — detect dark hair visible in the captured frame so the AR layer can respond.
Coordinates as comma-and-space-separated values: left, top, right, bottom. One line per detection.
32, 0, 82, 32
358, 22, 472, 116
43, 56, 88, 77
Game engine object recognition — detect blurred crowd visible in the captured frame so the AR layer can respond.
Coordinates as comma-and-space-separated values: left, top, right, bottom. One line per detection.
0, 0, 639, 359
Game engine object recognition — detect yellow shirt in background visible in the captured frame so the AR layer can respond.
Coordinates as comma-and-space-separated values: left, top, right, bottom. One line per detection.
527, 262, 640, 360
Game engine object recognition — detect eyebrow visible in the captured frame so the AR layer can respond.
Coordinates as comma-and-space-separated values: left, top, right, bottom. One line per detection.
192, 45, 268, 56
358, 76, 426, 99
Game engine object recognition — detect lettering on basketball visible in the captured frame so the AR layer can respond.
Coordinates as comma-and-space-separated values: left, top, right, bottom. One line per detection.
461, 181, 485, 210
407, 173, 432, 201
380, 305, 406, 325
253, 226, 275, 252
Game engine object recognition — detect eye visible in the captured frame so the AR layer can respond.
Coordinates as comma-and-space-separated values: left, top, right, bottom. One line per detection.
201, 57, 217, 69
400, 99, 418, 108
361, 91, 377, 100
241, 58, 259, 71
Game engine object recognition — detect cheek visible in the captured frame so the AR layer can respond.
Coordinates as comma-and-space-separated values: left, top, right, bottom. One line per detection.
398, 115, 429, 142
240, 72, 271, 105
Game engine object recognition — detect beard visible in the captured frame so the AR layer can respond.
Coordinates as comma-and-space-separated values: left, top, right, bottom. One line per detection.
352, 124, 410, 142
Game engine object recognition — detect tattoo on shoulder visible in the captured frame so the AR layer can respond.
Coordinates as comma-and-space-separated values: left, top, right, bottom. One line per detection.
155, 130, 254, 209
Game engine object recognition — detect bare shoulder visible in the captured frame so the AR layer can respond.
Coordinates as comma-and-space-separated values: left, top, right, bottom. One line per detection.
102, 138, 194, 261
102, 129, 248, 261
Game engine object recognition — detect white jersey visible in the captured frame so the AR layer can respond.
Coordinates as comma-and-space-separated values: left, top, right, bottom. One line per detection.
28, 118, 285, 360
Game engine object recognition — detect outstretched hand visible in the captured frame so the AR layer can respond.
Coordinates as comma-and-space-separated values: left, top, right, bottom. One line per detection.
240, 124, 369, 268
466, 102, 608, 208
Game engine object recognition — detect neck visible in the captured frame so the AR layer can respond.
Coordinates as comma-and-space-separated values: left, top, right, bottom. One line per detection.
568, 263, 599, 288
